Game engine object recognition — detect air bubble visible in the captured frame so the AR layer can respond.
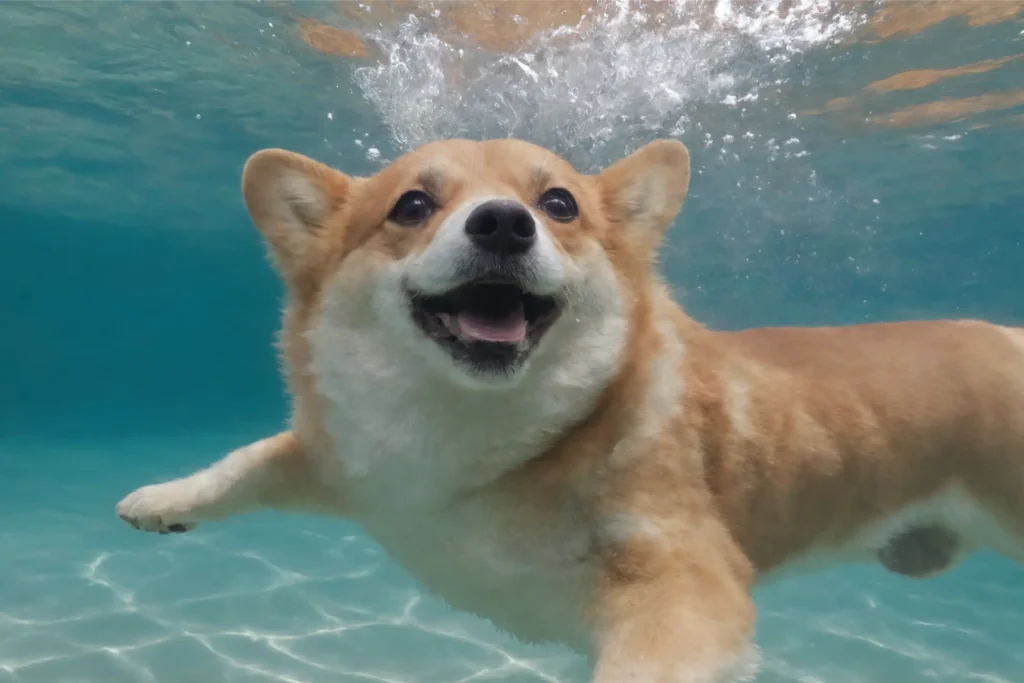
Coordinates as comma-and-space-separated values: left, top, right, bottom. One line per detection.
349, 0, 864, 166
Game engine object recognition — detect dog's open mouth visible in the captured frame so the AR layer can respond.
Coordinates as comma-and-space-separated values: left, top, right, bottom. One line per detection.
408, 280, 561, 372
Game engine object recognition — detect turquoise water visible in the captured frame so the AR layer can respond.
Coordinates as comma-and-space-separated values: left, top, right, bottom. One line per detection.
2, 2, 1023, 681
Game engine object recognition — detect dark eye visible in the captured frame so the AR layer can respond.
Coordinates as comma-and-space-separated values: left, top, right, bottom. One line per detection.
388, 190, 435, 226
537, 188, 578, 222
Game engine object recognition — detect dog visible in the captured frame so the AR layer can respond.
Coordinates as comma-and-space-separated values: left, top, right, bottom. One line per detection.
117, 138, 1024, 682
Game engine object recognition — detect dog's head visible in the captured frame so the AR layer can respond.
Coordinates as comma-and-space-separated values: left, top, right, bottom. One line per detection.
242, 139, 689, 392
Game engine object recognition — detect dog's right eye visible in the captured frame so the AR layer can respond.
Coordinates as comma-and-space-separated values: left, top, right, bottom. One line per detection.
388, 191, 435, 226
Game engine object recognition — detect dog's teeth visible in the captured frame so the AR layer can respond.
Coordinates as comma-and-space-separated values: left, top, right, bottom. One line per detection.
438, 313, 461, 337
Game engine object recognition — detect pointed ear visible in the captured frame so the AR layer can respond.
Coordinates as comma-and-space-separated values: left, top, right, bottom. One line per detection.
241, 148, 353, 277
597, 139, 690, 254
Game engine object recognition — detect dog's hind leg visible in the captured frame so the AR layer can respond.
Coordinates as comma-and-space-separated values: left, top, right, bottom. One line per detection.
873, 498, 1024, 576
877, 524, 960, 578
960, 325, 1024, 567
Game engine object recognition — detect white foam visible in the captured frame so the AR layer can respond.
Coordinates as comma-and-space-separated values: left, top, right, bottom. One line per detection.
350, 0, 865, 169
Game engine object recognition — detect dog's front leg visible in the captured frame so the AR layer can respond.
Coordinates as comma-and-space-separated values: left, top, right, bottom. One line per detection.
116, 431, 331, 533
590, 530, 757, 683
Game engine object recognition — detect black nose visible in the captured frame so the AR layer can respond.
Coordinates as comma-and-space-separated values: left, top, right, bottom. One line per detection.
464, 200, 536, 256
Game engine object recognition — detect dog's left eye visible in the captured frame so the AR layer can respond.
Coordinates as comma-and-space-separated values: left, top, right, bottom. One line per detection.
537, 188, 578, 222
388, 190, 435, 226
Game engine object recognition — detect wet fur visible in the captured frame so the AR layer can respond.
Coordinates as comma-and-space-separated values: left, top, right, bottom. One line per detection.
117, 139, 1024, 682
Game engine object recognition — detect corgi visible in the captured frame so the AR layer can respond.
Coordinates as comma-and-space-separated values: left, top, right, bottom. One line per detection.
117, 138, 1024, 682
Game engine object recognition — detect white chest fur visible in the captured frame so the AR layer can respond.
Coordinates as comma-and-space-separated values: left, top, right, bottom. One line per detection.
304, 373, 598, 647
302, 288, 625, 647
361, 494, 595, 648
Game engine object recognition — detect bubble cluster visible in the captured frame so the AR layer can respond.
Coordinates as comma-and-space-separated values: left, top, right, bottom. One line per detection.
351, 0, 865, 169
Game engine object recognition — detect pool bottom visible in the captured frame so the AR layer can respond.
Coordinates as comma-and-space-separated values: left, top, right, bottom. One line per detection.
1, 436, 1021, 682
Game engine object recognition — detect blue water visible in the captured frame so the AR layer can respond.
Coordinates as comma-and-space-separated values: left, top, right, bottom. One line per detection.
2, 2, 1023, 681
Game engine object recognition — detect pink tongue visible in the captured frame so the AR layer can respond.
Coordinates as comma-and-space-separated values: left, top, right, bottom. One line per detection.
456, 312, 528, 343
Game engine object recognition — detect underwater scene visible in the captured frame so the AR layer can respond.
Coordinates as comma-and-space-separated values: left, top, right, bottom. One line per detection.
2, 1, 1024, 682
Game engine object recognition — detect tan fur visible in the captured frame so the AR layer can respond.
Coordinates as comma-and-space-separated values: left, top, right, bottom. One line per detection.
118, 138, 1024, 682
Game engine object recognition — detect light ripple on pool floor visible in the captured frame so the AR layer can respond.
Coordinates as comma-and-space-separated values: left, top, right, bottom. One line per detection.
1, 440, 1022, 682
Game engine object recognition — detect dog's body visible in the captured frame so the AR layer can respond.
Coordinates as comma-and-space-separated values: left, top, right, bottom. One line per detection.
118, 139, 1024, 682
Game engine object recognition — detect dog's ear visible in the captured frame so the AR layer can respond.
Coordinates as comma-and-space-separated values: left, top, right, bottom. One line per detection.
241, 149, 355, 279
597, 139, 690, 255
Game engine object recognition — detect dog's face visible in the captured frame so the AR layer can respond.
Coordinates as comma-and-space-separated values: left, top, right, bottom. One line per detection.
242, 139, 689, 391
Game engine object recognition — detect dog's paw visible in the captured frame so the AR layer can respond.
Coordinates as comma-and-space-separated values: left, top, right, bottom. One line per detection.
117, 480, 201, 534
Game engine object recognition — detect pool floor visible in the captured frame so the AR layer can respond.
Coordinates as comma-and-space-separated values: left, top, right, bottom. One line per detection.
2, 435, 1022, 683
